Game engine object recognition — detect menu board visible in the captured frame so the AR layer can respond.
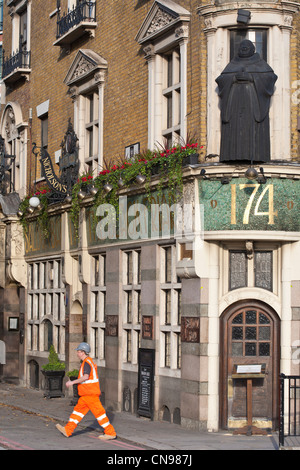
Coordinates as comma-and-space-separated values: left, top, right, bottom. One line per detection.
137, 349, 155, 419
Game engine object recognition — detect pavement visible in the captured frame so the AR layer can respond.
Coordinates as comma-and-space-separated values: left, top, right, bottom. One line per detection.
0, 382, 283, 450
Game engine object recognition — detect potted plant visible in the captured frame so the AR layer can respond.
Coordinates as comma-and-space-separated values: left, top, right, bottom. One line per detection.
67, 369, 79, 405
41, 345, 65, 399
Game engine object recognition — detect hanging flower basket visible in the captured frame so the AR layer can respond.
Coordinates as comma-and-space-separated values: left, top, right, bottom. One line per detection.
182, 153, 199, 167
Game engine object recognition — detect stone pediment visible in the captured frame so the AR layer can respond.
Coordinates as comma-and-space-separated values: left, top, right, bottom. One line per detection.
64, 49, 108, 86
136, 0, 190, 44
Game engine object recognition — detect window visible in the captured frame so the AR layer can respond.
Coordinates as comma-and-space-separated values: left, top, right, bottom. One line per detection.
162, 48, 181, 148
231, 309, 271, 357
160, 245, 181, 371
2, 0, 31, 82
27, 259, 65, 356
41, 115, 48, 150
229, 251, 247, 290
36, 100, 50, 181
90, 254, 106, 362
122, 250, 141, 366
85, 91, 99, 174
229, 248, 273, 292
19, 7, 28, 52
230, 29, 267, 61
136, 1, 190, 149
64, 50, 107, 174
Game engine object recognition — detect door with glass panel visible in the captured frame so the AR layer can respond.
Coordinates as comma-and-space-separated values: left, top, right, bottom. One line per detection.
220, 302, 280, 430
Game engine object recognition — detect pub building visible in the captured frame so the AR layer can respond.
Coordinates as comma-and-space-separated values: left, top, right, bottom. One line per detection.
0, 0, 300, 435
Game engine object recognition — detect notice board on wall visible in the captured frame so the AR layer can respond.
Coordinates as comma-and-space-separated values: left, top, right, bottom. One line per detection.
137, 348, 155, 420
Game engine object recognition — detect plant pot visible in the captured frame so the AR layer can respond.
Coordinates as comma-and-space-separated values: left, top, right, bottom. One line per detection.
41, 370, 65, 399
182, 153, 199, 167
150, 163, 161, 176
69, 376, 79, 406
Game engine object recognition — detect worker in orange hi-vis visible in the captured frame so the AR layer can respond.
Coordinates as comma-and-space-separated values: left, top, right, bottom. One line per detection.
56, 342, 116, 440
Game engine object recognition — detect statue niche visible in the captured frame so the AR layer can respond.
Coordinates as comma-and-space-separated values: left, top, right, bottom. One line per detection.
216, 39, 277, 163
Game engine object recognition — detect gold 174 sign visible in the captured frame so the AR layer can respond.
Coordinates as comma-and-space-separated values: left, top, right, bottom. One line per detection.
200, 178, 299, 231
231, 184, 277, 225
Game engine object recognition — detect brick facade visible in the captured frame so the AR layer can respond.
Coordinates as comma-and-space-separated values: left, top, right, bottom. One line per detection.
0, 0, 300, 433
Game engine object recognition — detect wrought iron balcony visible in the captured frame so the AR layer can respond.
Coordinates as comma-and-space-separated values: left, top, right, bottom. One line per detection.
54, 0, 97, 48
2, 42, 31, 85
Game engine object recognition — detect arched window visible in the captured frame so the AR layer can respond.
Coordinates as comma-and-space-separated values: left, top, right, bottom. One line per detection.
0, 102, 28, 197
44, 320, 53, 352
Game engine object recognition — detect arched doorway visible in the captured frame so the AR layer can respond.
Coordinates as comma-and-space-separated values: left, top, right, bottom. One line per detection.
28, 360, 39, 389
220, 301, 280, 431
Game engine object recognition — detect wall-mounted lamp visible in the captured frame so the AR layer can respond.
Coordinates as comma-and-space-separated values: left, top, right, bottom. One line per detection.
200, 168, 208, 179
245, 166, 258, 180
117, 177, 125, 189
221, 176, 230, 184
136, 174, 146, 185
103, 182, 113, 194
245, 165, 266, 183
64, 194, 72, 204
89, 185, 98, 197
237, 9, 251, 24
29, 196, 41, 208
257, 167, 267, 184
77, 189, 86, 200
205, 154, 218, 161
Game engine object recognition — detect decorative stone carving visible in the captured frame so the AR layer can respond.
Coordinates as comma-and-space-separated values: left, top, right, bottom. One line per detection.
73, 56, 95, 80
146, 7, 176, 36
4, 220, 26, 287
4, 106, 16, 140
136, 0, 190, 45
64, 49, 108, 88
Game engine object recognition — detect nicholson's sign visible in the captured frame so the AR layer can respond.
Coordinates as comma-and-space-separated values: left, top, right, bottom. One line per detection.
32, 144, 67, 194
40, 148, 68, 194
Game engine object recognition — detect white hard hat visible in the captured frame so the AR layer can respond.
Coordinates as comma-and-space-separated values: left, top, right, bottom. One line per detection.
75, 342, 90, 353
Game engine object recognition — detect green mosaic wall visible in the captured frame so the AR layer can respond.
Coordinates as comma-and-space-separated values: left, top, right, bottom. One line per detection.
199, 178, 300, 232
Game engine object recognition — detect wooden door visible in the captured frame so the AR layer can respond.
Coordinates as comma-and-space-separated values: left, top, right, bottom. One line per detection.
220, 302, 280, 430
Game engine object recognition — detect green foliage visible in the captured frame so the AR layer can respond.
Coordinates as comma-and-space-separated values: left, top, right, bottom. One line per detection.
42, 345, 65, 371
67, 369, 79, 378
18, 141, 202, 239
18, 187, 51, 238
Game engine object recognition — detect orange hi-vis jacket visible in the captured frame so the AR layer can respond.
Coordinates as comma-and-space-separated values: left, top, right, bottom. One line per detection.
78, 356, 101, 397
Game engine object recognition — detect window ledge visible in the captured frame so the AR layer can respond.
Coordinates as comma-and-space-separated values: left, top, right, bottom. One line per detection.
53, 21, 97, 48
2, 68, 31, 85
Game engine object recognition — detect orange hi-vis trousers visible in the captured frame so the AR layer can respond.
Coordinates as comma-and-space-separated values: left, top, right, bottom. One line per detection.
64, 395, 116, 437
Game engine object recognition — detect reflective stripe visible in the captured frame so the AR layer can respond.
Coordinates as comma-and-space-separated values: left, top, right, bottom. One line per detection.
97, 413, 107, 421
73, 410, 84, 418
101, 421, 110, 428
79, 358, 99, 384
81, 379, 99, 385
78, 356, 100, 396
69, 418, 79, 424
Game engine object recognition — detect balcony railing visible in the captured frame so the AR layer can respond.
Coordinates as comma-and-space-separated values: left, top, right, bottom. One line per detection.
56, 0, 96, 40
279, 374, 300, 448
2, 38, 31, 83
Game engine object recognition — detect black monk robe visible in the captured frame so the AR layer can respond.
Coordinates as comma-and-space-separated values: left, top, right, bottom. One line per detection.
216, 41, 277, 163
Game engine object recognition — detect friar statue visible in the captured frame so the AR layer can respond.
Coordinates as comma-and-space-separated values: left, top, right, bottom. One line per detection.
215, 39, 277, 162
